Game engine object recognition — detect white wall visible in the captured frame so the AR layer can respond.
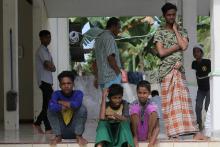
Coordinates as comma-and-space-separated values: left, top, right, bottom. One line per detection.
0, 0, 4, 122
33, 0, 49, 121
18, 0, 33, 121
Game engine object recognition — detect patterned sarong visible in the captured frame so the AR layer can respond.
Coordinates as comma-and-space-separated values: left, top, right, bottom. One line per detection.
161, 69, 198, 137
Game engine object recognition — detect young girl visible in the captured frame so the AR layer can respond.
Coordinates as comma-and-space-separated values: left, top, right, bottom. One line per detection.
95, 84, 134, 147
130, 80, 160, 147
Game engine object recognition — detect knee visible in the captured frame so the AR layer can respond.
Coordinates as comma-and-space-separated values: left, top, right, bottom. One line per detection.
196, 103, 203, 110
150, 111, 158, 118
77, 105, 87, 118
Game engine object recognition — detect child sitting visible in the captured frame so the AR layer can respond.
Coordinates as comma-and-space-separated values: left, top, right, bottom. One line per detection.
95, 84, 134, 147
47, 71, 88, 146
130, 80, 159, 147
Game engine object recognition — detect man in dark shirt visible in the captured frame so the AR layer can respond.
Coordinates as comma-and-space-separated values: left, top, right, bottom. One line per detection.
192, 45, 211, 131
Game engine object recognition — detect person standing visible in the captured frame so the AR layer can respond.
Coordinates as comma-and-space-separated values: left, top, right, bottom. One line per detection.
94, 17, 122, 92
154, 3, 206, 139
192, 45, 211, 131
33, 30, 56, 133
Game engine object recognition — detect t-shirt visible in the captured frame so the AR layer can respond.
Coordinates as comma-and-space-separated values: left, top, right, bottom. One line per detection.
35, 44, 54, 86
192, 59, 211, 91
106, 100, 129, 118
94, 30, 121, 84
153, 26, 188, 80
129, 100, 158, 141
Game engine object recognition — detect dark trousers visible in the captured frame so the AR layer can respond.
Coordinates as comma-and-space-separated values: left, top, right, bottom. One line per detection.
34, 81, 53, 131
195, 89, 210, 127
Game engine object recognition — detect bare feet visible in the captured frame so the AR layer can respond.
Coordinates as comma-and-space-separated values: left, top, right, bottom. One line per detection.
50, 135, 62, 145
133, 137, 139, 147
148, 142, 154, 147
45, 129, 53, 134
76, 135, 88, 146
32, 124, 44, 134
193, 132, 208, 140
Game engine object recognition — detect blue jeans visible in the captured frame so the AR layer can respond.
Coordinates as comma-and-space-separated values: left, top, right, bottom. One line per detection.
48, 105, 87, 139
100, 74, 121, 90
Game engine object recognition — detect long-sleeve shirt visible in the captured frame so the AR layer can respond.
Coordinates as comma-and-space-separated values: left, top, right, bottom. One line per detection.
48, 90, 83, 112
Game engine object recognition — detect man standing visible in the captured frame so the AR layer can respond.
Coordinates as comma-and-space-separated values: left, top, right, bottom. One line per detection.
33, 30, 56, 133
154, 3, 206, 139
94, 17, 122, 92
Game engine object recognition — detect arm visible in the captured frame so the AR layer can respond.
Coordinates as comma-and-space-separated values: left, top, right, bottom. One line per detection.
58, 91, 83, 110
92, 60, 99, 89
148, 112, 160, 146
173, 23, 189, 51
43, 60, 56, 72
155, 42, 180, 57
99, 89, 108, 119
48, 92, 62, 112
107, 54, 121, 75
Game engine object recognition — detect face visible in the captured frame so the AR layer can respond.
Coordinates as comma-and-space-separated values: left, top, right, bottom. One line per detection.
164, 9, 176, 25
109, 94, 123, 109
112, 23, 121, 36
193, 48, 203, 60
40, 34, 51, 46
59, 77, 74, 95
137, 86, 150, 104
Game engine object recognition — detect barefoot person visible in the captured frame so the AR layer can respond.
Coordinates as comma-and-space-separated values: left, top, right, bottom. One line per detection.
95, 84, 134, 147
130, 81, 160, 147
47, 71, 88, 145
154, 2, 206, 140
33, 30, 56, 133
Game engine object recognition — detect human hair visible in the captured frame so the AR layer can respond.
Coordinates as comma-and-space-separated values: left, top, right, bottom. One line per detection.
58, 71, 75, 83
108, 84, 123, 99
161, 2, 177, 15
193, 46, 204, 57
136, 80, 151, 92
39, 30, 51, 38
106, 17, 120, 29
151, 90, 159, 97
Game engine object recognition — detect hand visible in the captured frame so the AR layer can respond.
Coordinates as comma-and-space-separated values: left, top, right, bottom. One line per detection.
58, 100, 70, 108
173, 22, 178, 32
93, 79, 98, 89
113, 113, 125, 121
173, 61, 182, 69
102, 88, 109, 99
106, 115, 116, 120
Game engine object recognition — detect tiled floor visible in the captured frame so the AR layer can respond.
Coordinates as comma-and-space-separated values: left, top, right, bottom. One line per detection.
0, 120, 220, 147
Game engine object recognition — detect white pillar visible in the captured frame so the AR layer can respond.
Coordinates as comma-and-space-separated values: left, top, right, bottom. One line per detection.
210, 0, 220, 137
3, 0, 19, 130
182, 0, 197, 85
48, 18, 70, 90
33, 0, 48, 120
182, 0, 198, 110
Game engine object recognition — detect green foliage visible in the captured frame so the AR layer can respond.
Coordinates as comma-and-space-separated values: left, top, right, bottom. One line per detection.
197, 16, 210, 58
69, 16, 210, 76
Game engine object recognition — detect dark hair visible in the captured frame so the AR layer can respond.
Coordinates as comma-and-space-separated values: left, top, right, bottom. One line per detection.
193, 47, 204, 57
161, 2, 177, 15
151, 90, 159, 97
137, 80, 151, 92
39, 30, 51, 38
108, 84, 123, 99
106, 17, 120, 29
58, 71, 75, 83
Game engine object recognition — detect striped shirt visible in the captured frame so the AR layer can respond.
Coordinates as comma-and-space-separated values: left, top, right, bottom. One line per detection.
94, 30, 121, 84
35, 44, 54, 86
